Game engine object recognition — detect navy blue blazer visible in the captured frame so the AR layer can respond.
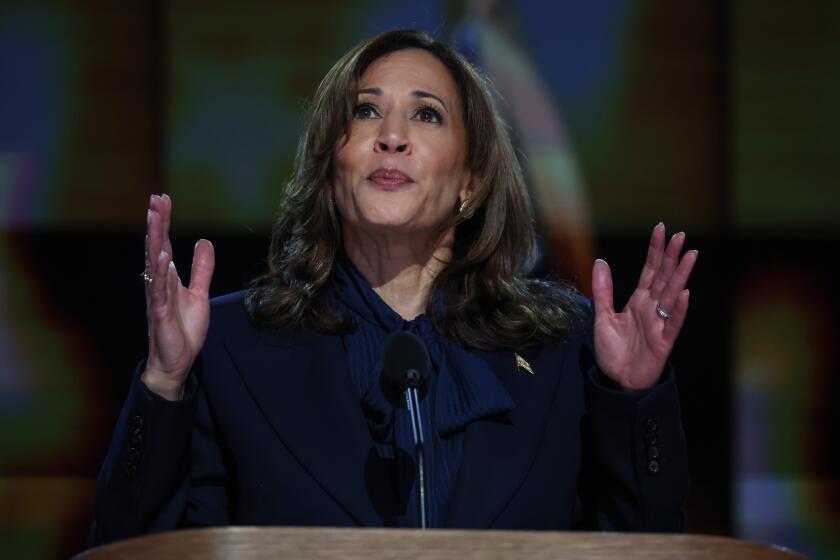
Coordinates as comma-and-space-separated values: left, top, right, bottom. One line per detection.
90, 291, 688, 545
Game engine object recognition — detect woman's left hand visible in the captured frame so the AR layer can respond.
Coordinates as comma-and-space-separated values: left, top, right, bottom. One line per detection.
591, 223, 698, 392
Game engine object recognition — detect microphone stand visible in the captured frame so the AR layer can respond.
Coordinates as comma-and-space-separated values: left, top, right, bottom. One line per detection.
382, 331, 431, 530
405, 375, 427, 529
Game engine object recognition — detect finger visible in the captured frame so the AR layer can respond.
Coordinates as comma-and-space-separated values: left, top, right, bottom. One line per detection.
144, 233, 151, 306
161, 193, 174, 258
189, 239, 215, 296
650, 231, 685, 299
637, 223, 666, 290
147, 196, 164, 271
657, 249, 698, 314
662, 289, 690, 344
167, 255, 181, 318
149, 250, 171, 326
145, 205, 163, 310
591, 259, 615, 318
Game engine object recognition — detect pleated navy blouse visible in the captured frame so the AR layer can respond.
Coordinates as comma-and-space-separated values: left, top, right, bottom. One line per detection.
331, 258, 515, 527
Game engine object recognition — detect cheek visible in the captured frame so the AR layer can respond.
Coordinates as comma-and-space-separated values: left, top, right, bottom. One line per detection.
427, 131, 467, 186
331, 144, 376, 225
430, 156, 468, 202
331, 148, 356, 203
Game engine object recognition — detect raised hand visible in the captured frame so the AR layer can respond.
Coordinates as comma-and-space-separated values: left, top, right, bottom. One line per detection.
591, 223, 697, 392
141, 194, 215, 400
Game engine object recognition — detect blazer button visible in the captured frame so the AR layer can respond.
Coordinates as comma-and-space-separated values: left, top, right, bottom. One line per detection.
644, 432, 658, 445
645, 417, 659, 432
647, 446, 659, 459
648, 459, 660, 475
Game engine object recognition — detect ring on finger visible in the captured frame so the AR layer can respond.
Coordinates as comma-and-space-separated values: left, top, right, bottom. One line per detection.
656, 302, 671, 319
140, 271, 153, 284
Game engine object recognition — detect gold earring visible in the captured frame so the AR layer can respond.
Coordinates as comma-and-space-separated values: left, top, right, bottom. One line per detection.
458, 198, 470, 217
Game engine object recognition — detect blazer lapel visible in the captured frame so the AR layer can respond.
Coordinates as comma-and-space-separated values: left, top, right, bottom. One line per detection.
223, 326, 385, 527
445, 346, 568, 528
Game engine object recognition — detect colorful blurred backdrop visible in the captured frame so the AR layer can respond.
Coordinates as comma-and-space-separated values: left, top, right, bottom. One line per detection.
1, 1, 838, 558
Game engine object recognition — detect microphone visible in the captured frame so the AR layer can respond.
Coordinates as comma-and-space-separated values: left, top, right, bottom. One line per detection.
382, 330, 431, 529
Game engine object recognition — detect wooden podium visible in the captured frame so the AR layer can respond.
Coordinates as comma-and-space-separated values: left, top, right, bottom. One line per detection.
76, 527, 805, 559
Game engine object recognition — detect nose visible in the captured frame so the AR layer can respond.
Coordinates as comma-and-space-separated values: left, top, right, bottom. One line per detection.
373, 116, 411, 154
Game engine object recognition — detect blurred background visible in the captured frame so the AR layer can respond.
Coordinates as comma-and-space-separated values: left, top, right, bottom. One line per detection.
1, 0, 838, 558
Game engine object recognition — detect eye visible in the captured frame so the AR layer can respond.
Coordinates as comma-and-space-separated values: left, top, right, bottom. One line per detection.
352, 103, 379, 120
414, 104, 443, 125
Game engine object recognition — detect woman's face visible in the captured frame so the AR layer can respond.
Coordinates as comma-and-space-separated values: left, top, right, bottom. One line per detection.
332, 48, 472, 241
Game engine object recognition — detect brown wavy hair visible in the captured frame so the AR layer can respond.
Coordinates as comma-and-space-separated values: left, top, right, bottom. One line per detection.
246, 29, 583, 350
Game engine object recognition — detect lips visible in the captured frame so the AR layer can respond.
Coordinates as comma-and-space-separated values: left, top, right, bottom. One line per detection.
368, 168, 414, 186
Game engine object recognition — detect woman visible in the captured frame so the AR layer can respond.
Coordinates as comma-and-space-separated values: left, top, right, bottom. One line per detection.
91, 29, 696, 544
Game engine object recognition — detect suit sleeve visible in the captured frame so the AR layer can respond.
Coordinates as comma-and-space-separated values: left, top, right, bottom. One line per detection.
89, 362, 230, 546
576, 366, 689, 531
572, 297, 689, 532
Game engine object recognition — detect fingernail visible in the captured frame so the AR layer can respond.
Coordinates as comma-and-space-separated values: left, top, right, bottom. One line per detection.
158, 250, 168, 263
656, 222, 664, 229
692, 249, 699, 257
147, 209, 152, 224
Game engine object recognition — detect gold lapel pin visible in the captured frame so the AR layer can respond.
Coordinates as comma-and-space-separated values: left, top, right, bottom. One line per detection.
515, 353, 534, 375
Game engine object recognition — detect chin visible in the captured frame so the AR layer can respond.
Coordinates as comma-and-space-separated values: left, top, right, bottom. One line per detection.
356, 201, 420, 229
361, 215, 420, 234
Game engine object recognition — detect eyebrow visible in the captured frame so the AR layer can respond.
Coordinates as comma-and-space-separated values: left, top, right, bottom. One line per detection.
357, 87, 450, 114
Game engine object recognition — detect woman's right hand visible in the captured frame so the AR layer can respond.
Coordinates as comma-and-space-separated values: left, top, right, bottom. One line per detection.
141, 194, 215, 400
